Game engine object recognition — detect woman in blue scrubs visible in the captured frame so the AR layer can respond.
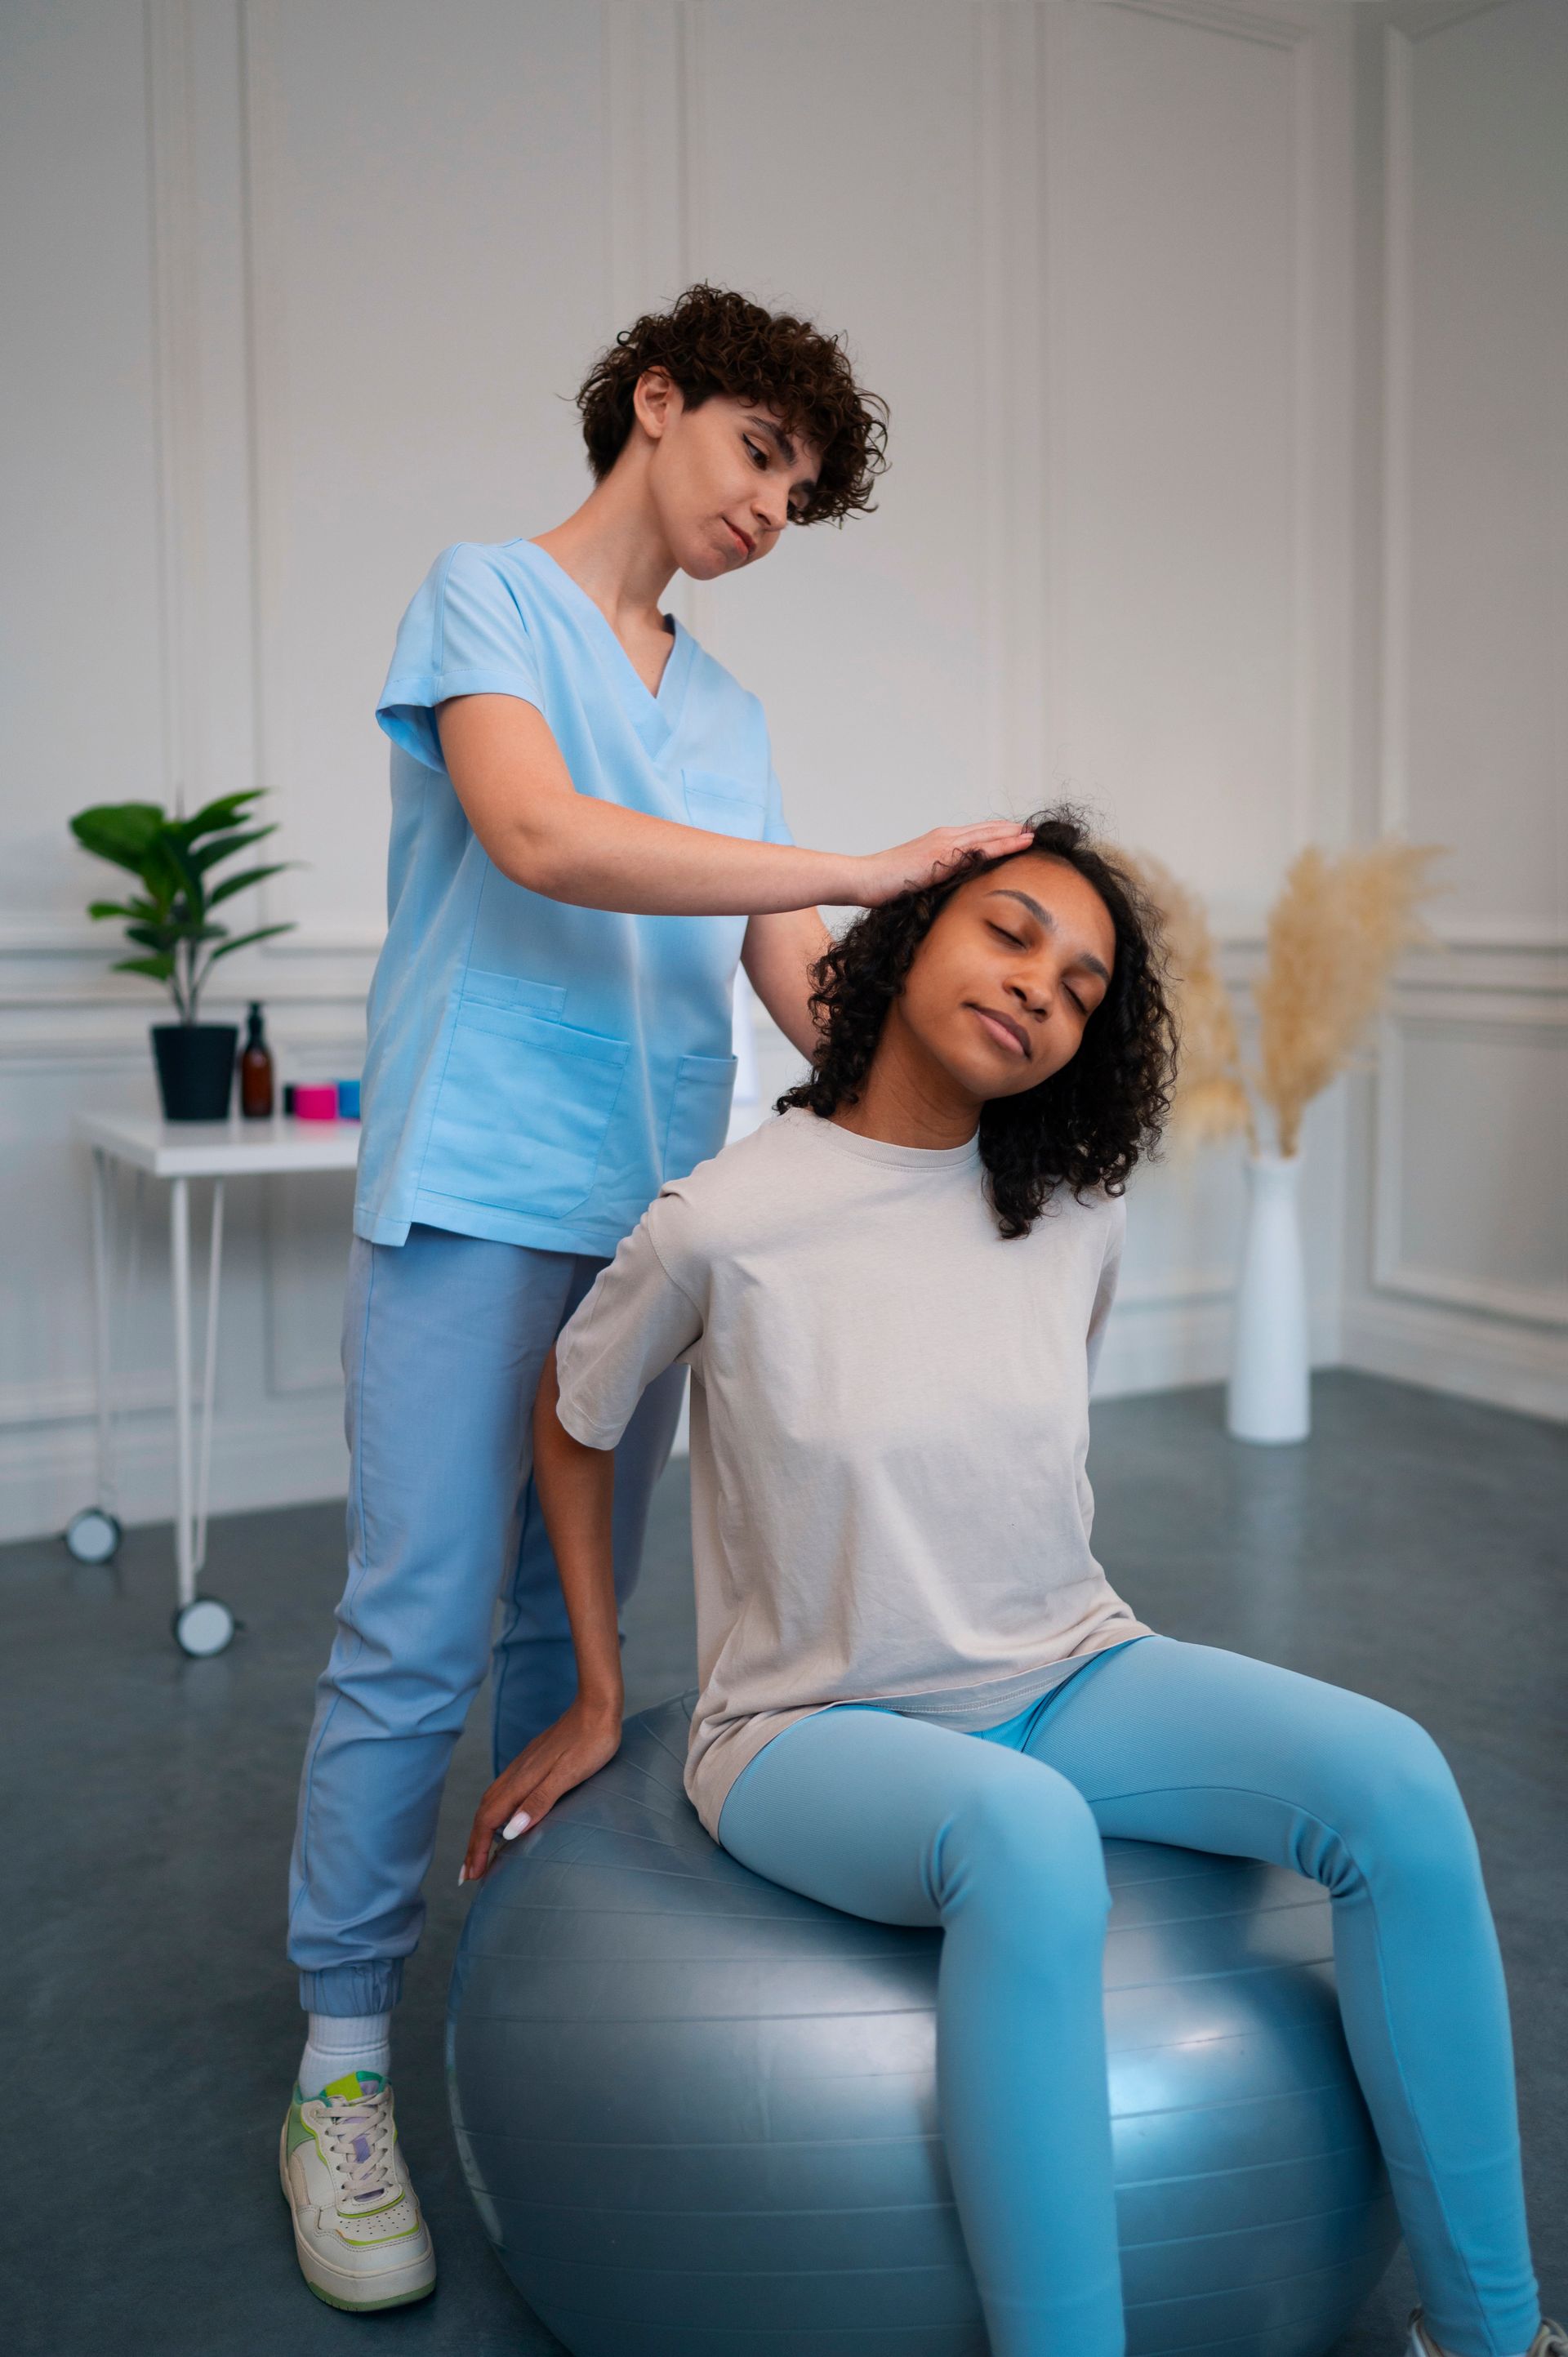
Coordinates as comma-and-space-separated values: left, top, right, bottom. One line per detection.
279, 284, 1033, 2314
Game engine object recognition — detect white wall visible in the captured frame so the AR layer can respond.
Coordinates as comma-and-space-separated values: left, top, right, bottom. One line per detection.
1, 0, 1561, 1544
1339, 0, 1567, 1419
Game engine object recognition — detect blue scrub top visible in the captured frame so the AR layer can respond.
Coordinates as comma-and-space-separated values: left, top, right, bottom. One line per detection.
354, 538, 794, 1255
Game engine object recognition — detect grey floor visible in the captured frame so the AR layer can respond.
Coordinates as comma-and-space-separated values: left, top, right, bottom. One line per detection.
3, 1372, 1562, 2357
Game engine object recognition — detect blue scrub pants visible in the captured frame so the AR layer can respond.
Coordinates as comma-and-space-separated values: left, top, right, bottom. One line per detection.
287, 1224, 684, 2016
718, 1634, 1541, 2357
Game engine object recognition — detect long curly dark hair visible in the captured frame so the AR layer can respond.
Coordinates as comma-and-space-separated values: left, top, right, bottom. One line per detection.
576, 283, 889, 525
777, 809, 1175, 1239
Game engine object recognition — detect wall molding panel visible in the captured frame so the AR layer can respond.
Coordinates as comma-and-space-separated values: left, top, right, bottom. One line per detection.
1343, 0, 1566, 1420
602, 2, 687, 328
1376, 0, 1563, 926
1102, 0, 1322, 867
1377, 20, 1414, 841
144, 0, 207, 822
237, 0, 314, 951
1101, 1, 1314, 48
1370, 1003, 1568, 1330
1040, 0, 1332, 926
975, 2, 1049, 814
1382, 1, 1516, 40
603, 1, 696, 635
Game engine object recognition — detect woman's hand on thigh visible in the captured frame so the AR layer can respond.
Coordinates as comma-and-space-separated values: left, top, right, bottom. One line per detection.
461, 1696, 621, 1882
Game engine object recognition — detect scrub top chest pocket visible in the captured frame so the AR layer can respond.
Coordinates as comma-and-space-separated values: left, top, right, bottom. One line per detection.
425, 976, 631, 1219
682, 769, 768, 840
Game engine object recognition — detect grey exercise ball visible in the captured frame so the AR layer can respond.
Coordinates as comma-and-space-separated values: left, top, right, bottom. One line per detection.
448, 1697, 1399, 2357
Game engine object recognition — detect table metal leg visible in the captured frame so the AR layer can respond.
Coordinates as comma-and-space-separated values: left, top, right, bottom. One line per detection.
88, 1148, 116, 1513
194, 1178, 225, 1578
127, 1170, 144, 1327
170, 1174, 195, 1611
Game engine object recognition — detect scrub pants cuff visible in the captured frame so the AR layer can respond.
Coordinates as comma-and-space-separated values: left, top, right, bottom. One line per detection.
297, 1960, 404, 2016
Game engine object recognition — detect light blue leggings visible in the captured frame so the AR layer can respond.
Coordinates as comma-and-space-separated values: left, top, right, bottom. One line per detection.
717, 1635, 1540, 2357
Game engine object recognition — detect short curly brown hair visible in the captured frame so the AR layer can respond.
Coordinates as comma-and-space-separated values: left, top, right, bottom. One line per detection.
777, 809, 1176, 1238
576, 283, 889, 525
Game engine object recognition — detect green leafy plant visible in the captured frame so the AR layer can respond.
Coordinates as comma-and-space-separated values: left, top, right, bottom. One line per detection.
69, 789, 295, 1023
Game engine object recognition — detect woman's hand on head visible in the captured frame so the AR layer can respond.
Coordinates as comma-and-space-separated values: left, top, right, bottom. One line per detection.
853, 822, 1036, 907
461, 1694, 623, 1882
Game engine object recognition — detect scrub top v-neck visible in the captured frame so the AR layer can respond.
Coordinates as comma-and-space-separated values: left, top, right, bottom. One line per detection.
527, 541, 689, 720
354, 537, 794, 1257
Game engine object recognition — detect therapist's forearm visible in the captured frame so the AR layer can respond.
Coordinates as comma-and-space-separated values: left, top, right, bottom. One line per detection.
437, 688, 856, 914
436, 695, 1036, 917
532, 1349, 623, 1715
532, 799, 858, 918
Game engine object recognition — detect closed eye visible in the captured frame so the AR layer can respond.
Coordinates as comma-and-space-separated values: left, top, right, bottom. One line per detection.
988, 922, 1025, 947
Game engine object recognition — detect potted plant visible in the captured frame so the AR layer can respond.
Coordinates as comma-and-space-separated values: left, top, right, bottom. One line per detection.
1120, 839, 1444, 1444
69, 790, 295, 1121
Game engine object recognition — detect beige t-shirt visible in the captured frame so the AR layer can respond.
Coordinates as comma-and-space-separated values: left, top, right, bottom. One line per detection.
554, 1107, 1151, 1837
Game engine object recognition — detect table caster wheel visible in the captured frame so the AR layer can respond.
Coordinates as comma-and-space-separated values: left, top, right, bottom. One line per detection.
65, 1507, 122, 1565
173, 1595, 237, 1657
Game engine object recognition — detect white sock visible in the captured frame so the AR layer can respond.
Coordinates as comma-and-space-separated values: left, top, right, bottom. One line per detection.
1416, 2321, 1532, 2357
297, 2011, 392, 2098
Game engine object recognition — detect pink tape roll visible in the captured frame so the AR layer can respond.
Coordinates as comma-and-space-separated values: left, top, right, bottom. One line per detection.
292, 1083, 339, 1121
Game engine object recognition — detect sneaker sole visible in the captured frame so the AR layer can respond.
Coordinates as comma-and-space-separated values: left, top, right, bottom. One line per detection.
279, 2136, 436, 2311
299, 2268, 436, 2315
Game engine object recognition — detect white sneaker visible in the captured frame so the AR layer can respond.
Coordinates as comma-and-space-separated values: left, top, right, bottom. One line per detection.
280, 2070, 436, 2311
1409, 2310, 1568, 2357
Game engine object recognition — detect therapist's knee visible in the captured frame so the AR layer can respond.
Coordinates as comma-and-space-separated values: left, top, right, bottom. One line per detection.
940, 1759, 1110, 1936
326, 1582, 496, 1733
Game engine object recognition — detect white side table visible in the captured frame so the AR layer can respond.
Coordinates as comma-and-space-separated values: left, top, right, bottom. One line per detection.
72, 1111, 361, 1653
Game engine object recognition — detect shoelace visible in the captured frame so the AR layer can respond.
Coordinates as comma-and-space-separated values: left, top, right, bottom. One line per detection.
316, 2090, 398, 2207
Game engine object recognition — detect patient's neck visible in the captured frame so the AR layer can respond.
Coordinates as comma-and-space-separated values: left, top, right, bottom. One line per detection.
829, 1035, 980, 1154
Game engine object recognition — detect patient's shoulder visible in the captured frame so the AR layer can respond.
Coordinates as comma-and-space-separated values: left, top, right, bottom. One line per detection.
648, 1110, 817, 1262
656, 1109, 799, 1214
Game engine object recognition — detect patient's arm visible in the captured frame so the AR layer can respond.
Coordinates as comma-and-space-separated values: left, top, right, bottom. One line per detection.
461, 1346, 623, 1880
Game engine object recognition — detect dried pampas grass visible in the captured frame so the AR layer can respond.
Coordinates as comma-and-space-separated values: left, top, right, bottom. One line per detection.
1109, 835, 1446, 1160
1111, 846, 1254, 1151
1254, 840, 1445, 1156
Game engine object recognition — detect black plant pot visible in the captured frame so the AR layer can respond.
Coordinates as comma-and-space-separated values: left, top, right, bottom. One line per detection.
152, 1023, 238, 1121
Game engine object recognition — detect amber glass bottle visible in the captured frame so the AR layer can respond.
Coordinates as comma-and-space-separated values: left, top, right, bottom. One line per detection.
239, 1001, 274, 1119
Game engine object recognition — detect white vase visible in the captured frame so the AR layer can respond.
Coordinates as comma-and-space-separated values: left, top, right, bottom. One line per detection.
1227, 1151, 1310, 1444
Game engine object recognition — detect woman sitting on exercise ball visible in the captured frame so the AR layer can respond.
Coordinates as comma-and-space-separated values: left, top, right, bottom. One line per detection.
461, 807, 1557, 2357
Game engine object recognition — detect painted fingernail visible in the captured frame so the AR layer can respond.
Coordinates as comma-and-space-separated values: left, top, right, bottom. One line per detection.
457, 1864, 468, 1885
501, 1810, 532, 1841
